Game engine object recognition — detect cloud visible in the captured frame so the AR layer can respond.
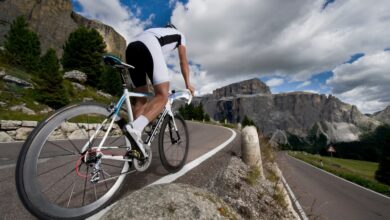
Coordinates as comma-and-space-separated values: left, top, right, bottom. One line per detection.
297, 81, 312, 88
327, 51, 390, 113
75, 0, 152, 43
266, 78, 284, 87
171, 0, 390, 109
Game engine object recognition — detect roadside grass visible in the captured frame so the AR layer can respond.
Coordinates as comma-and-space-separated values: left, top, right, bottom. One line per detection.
289, 151, 390, 197
0, 64, 114, 121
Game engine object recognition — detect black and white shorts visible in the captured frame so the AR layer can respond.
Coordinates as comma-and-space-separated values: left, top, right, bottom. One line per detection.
125, 34, 169, 88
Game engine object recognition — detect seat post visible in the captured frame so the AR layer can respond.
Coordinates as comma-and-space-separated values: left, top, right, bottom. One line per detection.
120, 68, 127, 88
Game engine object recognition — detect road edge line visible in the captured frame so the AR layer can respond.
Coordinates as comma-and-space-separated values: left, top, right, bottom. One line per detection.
148, 127, 236, 186
89, 126, 237, 220
288, 153, 390, 200
279, 170, 309, 220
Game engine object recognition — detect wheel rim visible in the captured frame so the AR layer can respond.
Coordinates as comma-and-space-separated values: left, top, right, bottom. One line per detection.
21, 105, 130, 218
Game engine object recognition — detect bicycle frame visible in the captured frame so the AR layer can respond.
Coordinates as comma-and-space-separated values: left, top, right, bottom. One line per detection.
80, 86, 192, 162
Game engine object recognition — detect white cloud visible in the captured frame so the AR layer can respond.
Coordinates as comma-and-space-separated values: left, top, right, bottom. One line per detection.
327, 51, 390, 113
266, 78, 284, 87
297, 81, 312, 88
75, 0, 152, 43
171, 0, 390, 111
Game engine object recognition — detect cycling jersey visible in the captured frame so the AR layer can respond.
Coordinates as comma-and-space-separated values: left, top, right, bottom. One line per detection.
126, 28, 186, 87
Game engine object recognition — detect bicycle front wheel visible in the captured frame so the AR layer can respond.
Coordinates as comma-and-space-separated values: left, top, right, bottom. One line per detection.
158, 114, 189, 173
16, 103, 130, 219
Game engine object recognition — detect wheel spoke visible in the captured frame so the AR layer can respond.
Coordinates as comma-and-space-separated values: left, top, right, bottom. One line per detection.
37, 158, 75, 177
53, 179, 77, 204
47, 140, 79, 155
42, 167, 77, 193
65, 136, 83, 154
82, 165, 89, 206
67, 182, 77, 208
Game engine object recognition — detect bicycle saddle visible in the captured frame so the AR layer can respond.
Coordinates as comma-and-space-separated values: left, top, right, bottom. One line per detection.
103, 55, 134, 69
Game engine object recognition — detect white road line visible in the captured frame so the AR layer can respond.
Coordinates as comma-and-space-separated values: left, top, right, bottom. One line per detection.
288, 153, 390, 200
89, 126, 237, 220
148, 127, 236, 186
279, 171, 309, 220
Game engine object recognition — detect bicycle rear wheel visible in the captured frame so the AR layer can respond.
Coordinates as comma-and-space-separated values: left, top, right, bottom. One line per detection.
16, 103, 131, 219
158, 114, 189, 173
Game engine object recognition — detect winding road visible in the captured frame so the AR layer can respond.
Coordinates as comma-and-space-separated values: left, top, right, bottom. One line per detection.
276, 152, 390, 220
0, 121, 239, 220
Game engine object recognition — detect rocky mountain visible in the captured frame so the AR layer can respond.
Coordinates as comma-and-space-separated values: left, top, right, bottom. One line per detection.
212, 78, 271, 99
194, 78, 381, 143
372, 106, 390, 125
0, 0, 126, 58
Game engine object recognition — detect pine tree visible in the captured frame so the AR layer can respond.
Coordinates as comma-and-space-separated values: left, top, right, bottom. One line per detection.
4, 16, 40, 71
36, 49, 69, 109
62, 26, 106, 86
375, 125, 390, 185
98, 66, 122, 96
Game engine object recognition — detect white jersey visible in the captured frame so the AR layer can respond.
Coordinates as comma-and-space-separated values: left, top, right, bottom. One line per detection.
137, 27, 186, 55
128, 27, 186, 86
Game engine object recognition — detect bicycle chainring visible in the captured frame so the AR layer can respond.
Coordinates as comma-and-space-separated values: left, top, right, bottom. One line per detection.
133, 144, 152, 172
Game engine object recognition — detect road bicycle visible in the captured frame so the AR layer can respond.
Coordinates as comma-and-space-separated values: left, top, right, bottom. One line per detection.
15, 55, 192, 219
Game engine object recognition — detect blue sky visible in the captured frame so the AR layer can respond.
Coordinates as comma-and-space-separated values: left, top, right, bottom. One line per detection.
72, 0, 390, 113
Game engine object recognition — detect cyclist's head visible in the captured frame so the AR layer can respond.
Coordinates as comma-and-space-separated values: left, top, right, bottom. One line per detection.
165, 22, 177, 30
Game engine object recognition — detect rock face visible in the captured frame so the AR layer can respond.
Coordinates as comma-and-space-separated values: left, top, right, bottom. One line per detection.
372, 106, 390, 125
0, 0, 126, 58
213, 78, 271, 99
195, 80, 381, 143
64, 70, 87, 83
102, 183, 240, 220
2, 75, 33, 88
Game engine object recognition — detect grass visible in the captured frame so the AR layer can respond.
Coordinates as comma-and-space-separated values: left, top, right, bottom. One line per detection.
0, 63, 115, 121
245, 166, 261, 185
289, 151, 390, 197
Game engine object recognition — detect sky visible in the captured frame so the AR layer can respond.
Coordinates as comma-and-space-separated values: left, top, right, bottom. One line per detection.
72, 0, 390, 113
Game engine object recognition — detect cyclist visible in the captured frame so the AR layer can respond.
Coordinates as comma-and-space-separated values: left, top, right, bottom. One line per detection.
125, 23, 195, 151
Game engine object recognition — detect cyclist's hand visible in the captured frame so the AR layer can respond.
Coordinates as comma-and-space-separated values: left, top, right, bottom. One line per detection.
186, 84, 195, 96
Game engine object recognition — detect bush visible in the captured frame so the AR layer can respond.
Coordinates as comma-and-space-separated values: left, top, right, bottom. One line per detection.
242, 115, 256, 128
35, 49, 69, 109
61, 26, 106, 86
3, 16, 40, 72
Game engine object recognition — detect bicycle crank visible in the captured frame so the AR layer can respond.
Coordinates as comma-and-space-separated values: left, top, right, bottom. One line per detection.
133, 144, 152, 172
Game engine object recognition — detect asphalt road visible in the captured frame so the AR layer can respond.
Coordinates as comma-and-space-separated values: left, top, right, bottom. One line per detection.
276, 152, 390, 220
0, 121, 238, 220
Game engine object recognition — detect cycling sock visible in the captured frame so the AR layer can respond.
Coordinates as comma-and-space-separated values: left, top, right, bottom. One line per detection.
132, 115, 149, 133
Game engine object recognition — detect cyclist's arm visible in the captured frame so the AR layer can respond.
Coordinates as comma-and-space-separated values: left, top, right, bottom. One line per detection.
178, 45, 195, 95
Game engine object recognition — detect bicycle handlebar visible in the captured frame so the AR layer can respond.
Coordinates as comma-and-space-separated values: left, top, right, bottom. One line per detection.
169, 89, 193, 104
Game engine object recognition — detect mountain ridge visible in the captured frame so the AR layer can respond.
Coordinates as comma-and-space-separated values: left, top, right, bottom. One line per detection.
0, 0, 126, 58
194, 78, 383, 143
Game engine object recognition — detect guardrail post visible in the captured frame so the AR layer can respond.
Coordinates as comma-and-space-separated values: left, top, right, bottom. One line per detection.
241, 126, 264, 180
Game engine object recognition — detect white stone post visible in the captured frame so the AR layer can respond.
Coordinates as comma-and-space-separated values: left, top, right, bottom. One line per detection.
241, 126, 264, 180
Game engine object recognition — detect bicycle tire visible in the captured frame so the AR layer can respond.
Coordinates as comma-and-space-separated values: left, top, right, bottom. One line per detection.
16, 103, 130, 220
158, 114, 189, 173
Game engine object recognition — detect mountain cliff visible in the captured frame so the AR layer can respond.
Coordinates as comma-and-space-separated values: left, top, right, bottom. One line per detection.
372, 106, 390, 125
212, 78, 271, 99
194, 78, 381, 143
0, 0, 126, 58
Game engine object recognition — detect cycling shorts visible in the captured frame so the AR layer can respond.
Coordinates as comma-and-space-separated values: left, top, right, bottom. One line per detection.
125, 34, 169, 88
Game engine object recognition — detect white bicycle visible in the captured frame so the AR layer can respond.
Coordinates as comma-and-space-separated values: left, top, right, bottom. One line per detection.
16, 55, 192, 219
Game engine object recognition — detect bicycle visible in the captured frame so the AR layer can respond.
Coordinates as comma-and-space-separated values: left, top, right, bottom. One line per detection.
15, 55, 192, 219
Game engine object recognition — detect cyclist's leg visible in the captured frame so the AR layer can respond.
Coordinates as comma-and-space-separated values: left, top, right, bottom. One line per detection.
142, 82, 169, 121
133, 85, 148, 119
126, 41, 151, 119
